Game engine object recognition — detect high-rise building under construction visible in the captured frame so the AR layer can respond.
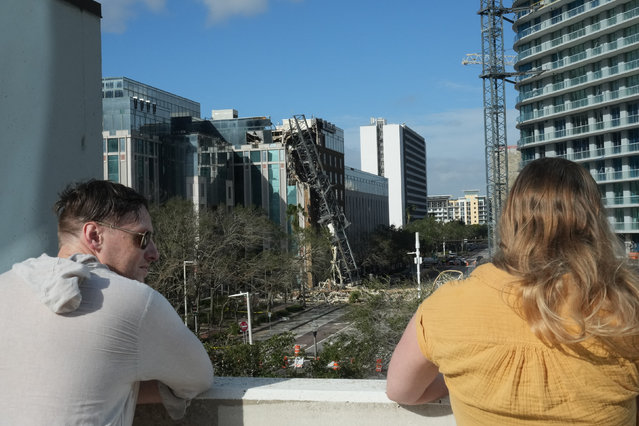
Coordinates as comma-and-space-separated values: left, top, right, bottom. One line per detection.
514, 0, 639, 251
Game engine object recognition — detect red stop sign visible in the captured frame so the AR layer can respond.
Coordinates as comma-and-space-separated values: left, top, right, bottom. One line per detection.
239, 321, 248, 332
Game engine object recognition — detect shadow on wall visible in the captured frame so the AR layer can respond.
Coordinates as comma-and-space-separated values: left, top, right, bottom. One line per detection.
0, 0, 102, 272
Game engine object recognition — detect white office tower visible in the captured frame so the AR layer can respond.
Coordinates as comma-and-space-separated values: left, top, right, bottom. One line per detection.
360, 118, 427, 228
514, 0, 639, 252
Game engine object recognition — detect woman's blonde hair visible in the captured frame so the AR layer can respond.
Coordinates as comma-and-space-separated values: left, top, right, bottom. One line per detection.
493, 157, 639, 347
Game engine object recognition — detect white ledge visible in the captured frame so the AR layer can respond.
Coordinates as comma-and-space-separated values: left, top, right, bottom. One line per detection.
134, 377, 455, 426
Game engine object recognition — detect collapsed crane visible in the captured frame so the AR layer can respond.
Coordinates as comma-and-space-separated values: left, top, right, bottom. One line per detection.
285, 114, 359, 286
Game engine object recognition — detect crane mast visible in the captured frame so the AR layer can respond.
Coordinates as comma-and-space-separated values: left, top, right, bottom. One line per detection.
471, 1, 544, 256
479, 0, 510, 257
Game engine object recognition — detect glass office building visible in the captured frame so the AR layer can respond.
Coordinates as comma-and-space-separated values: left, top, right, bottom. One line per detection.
102, 77, 200, 202
514, 0, 639, 250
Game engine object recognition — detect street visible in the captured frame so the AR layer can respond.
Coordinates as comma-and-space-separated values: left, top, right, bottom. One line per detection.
252, 303, 350, 355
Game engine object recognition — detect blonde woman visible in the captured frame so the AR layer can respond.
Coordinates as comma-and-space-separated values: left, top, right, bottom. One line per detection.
387, 157, 639, 425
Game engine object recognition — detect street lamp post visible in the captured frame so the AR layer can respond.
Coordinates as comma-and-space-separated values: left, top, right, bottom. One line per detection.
183, 260, 196, 326
229, 292, 252, 344
311, 321, 318, 360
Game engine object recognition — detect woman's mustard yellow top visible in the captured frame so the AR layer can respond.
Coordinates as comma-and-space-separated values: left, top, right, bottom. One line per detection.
416, 263, 639, 425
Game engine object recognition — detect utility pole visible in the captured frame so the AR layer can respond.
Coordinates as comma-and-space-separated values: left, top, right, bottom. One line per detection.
408, 232, 422, 299
183, 260, 196, 326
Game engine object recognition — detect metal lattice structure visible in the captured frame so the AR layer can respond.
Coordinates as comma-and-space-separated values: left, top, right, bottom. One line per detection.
479, 0, 510, 257
474, 1, 545, 256
287, 115, 360, 285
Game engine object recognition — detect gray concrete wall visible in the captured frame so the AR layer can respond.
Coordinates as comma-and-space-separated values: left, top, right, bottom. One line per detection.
0, 0, 102, 271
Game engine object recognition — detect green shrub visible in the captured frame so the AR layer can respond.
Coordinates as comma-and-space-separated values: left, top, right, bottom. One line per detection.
348, 290, 361, 304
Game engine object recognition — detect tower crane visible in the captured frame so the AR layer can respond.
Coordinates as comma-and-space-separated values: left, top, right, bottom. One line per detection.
464, 0, 545, 256
286, 115, 359, 286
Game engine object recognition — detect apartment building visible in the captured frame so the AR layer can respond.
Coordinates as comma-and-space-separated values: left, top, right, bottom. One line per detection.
427, 195, 453, 223
428, 192, 487, 225
513, 0, 639, 250
449, 190, 487, 225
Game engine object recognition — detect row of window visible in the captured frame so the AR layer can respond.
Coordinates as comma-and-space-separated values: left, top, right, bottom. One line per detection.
103, 138, 158, 156
515, 0, 638, 41
518, 22, 639, 75
520, 101, 639, 138
520, 128, 639, 160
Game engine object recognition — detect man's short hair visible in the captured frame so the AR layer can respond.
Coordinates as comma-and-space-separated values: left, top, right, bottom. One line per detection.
54, 180, 149, 237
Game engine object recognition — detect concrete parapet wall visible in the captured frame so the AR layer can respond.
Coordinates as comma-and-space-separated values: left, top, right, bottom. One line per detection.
134, 377, 455, 426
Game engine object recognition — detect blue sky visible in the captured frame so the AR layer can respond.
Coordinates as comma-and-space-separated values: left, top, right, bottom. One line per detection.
101, 0, 519, 198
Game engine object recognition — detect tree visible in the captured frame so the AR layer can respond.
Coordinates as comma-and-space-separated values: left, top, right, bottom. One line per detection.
147, 198, 199, 308
148, 199, 297, 327
287, 204, 333, 290
405, 216, 443, 255
359, 225, 412, 275
207, 333, 296, 377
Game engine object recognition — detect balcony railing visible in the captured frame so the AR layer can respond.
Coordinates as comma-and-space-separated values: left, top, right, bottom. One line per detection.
602, 195, 639, 206
612, 221, 639, 231
517, 6, 639, 62
554, 32, 639, 69
517, 58, 639, 104
517, 31, 639, 84
560, 142, 639, 162
517, 85, 639, 125
132, 377, 455, 426
519, 114, 639, 146
514, 0, 614, 42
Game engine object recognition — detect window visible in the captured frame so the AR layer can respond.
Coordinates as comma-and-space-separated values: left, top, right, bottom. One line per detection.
613, 132, 622, 153
572, 114, 588, 133
627, 75, 639, 88
107, 156, 119, 182
625, 49, 639, 63
108, 138, 119, 153
612, 107, 621, 125
556, 142, 567, 157
613, 158, 622, 172
268, 150, 279, 162
554, 119, 566, 137
268, 164, 280, 223
614, 183, 624, 204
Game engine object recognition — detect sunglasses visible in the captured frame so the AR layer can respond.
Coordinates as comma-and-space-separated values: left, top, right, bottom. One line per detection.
95, 221, 154, 249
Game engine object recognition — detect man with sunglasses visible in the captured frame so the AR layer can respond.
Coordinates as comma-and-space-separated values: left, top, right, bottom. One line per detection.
0, 180, 213, 425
